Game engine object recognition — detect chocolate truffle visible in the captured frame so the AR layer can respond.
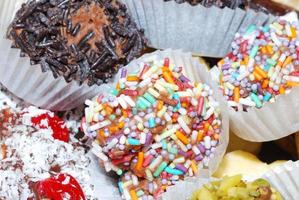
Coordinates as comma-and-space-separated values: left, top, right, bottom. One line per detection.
8, 0, 147, 86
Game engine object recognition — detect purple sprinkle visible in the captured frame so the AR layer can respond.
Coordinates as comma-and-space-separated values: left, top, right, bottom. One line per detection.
121, 68, 127, 78
178, 150, 189, 157
175, 164, 188, 173
197, 144, 206, 154
179, 75, 190, 83
145, 133, 152, 145
195, 154, 203, 161
221, 64, 230, 70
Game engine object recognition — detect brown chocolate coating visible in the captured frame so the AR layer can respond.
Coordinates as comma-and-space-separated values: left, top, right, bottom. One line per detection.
8, 0, 147, 86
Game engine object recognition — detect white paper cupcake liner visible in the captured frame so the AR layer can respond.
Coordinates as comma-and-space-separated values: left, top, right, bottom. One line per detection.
91, 49, 229, 178
121, 0, 276, 57
88, 152, 120, 200
229, 87, 299, 142
162, 160, 299, 200
0, 0, 114, 111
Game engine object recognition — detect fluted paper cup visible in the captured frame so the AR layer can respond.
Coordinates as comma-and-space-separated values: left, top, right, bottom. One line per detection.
211, 66, 299, 142
162, 160, 299, 200
0, 0, 116, 111
121, 0, 276, 57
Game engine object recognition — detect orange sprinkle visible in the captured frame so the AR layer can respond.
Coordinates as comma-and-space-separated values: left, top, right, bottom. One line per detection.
105, 106, 113, 115
197, 130, 204, 142
98, 130, 105, 138
283, 56, 292, 68
217, 59, 225, 67
253, 71, 263, 81
233, 87, 240, 102
291, 27, 297, 38
129, 190, 138, 200
279, 86, 285, 94
116, 82, 120, 90
190, 160, 198, 174
127, 76, 139, 82
109, 126, 119, 133
136, 152, 144, 170
203, 122, 210, 134
254, 66, 268, 79
163, 71, 175, 84
261, 46, 267, 54
213, 133, 220, 140
157, 100, 164, 110
161, 185, 168, 191
181, 102, 188, 108
266, 45, 274, 55
287, 81, 299, 87
243, 55, 249, 65
262, 79, 269, 89
118, 121, 125, 129
212, 124, 219, 130
175, 131, 190, 145
122, 110, 128, 118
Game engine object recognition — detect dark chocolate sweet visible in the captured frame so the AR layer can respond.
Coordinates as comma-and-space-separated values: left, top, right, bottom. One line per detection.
8, 0, 147, 86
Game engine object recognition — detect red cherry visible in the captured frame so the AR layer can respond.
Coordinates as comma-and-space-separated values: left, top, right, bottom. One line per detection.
34, 174, 85, 200
31, 113, 70, 143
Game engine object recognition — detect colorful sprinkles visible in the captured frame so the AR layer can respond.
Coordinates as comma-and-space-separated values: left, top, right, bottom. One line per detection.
217, 19, 299, 111
83, 57, 224, 199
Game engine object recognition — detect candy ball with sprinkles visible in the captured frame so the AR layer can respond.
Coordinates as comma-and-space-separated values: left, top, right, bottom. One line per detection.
8, 0, 146, 86
217, 19, 299, 111
83, 57, 224, 199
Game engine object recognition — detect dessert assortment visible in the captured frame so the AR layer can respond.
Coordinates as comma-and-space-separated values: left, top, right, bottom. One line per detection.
0, 0, 299, 200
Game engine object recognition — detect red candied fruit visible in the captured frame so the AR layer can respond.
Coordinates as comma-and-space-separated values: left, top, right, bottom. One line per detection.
33, 174, 85, 200
31, 113, 69, 143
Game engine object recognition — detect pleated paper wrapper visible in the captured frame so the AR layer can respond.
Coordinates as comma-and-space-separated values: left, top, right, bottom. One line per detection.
88, 152, 121, 200
121, 0, 276, 58
0, 0, 109, 111
161, 160, 299, 200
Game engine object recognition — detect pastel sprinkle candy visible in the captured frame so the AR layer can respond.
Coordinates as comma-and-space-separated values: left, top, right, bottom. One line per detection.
83, 57, 223, 199
218, 19, 299, 111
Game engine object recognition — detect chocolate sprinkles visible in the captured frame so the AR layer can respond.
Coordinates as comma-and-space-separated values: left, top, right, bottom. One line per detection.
8, 0, 147, 85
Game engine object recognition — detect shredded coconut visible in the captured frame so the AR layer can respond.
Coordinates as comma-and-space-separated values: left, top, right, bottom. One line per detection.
0, 110, 96, 200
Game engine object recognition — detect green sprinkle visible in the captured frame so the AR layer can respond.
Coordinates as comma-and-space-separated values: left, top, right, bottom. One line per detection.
143, 92, 156, 104
246, 24, 256, 35
110, 89, 119, 96
137, 100, 147, 110
128, 138, 140, 145
263, 92, 272, 102
165, 167, 184, 175
109, 115, 116, 121
153, 162, 167, 177
266, 58, 276, 66
116, 169, 123, 176
231, 62, 240, 69
139, 97, 151, 108
250, 93, 262, 108
136, 190, 144, 197
249, 46, 259, 58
